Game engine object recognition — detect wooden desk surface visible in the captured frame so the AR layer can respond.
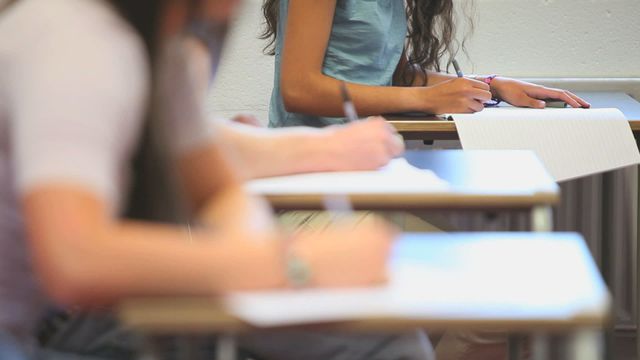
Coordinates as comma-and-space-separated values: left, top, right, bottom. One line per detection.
388, 92, 640, 140
119, 233, 610, 335
251, 150, 558, 211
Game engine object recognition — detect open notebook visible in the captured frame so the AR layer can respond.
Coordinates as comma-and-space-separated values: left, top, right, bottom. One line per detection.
245, 158, 449, 195
452, 108, 640, 182
225, 233, 609, 327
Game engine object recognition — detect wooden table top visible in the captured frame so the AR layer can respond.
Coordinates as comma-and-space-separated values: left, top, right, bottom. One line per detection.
387, 92, 640, 141
249, 150, 559, 211
118, 233, 610, 335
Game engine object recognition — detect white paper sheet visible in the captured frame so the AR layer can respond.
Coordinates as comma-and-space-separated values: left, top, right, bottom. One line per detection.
452, 108, 640, 181
225, 234, 609, 327
245, 158, 449, 195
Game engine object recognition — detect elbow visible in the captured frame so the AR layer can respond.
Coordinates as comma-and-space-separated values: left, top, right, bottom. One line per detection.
34, 251, 98, 308
281, 85, 308, 114
280, 75, 316, 114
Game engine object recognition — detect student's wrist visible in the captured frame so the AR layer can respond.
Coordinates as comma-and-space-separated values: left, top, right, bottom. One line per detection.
309, 128, 345, 172
477, 75, 504, 99
410, 86, 437, 114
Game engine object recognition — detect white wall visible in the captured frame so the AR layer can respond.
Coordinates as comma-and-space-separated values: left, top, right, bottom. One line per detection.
208, 0, 640, 121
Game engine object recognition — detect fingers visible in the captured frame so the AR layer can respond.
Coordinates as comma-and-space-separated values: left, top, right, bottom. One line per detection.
470, 88, 493, 102
529, 87, 582, 108
526, 97, 546, 109
550, 89, 581, 108
467, 100, 485, 113
365, 116, 405, 158
566, 91, 591, 108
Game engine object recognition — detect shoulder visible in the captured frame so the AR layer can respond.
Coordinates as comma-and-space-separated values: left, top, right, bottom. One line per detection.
6, 0, 149, 103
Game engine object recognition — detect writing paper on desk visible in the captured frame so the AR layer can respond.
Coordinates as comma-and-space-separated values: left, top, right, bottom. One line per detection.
246, 158, 449, 195
452, 108, 640, 182
226, 234, 608, 327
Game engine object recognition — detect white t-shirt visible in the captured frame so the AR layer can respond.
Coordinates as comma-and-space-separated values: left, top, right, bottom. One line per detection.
0, 0, 212, 339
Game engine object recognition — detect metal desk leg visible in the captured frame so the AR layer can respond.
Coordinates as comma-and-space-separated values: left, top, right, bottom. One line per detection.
531, 333, 550, 360
216, 335, 237, 360
532, 205, 553, 232
569, 329, 602, 360
508, 335, 523, 360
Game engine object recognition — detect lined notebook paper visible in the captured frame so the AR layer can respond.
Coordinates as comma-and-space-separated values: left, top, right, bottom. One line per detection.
452, 108, 640, 181
246, 158, 449, 195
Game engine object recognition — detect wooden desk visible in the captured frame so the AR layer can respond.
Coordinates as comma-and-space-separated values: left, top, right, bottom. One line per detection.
119, 233, 610, 360
388, 92, 640, 141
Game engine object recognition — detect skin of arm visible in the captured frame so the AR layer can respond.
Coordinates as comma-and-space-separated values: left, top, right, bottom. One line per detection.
24, 135, 394, 308
19, 0, 395, 310
23, 187, 286, 308
213, 118, 404, 179
279, 0, 463, 116
183, 37, 404, 180
283, 1, 588, 113
393, 48, 591, 109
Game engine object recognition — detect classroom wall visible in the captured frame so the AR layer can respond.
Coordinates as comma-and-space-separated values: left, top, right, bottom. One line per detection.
207, 0, 640, 121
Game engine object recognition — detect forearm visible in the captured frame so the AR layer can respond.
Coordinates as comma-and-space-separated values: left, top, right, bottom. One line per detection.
24, 187, 286, 307
34, 221, 286, 307
215, 120, 342, 179
283, 74, 420, 117
425, 71, 457, 86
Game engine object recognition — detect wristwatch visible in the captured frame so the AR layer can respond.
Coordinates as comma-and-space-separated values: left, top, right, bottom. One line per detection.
285, 252, 312, 288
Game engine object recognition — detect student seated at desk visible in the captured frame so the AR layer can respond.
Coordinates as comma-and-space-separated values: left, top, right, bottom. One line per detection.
261, 0, 591, 130
0, 0, 425, 359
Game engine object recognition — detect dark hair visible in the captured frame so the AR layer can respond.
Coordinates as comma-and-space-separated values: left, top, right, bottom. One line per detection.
259, 0, 471, 85
109, 0, 190, 223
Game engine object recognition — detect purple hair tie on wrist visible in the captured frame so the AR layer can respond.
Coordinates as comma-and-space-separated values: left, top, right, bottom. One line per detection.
483, 74, 502, 107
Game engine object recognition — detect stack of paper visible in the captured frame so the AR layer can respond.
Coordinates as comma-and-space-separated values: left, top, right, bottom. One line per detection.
452, 108, 640, 181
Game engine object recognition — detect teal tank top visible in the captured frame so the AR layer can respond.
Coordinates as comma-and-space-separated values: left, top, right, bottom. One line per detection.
268, 0, 407, 128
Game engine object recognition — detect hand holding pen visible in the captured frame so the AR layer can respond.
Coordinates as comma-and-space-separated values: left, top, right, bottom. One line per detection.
452, 59, 590, 109
339, 81, 405, 152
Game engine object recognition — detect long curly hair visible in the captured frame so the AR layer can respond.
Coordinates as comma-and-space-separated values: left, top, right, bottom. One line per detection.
259, 0, 473, 85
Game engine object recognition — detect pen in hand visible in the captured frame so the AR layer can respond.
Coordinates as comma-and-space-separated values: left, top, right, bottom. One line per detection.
340, 81, 360, 122
324, 81, 359, 221
338, 81, 406, 152
452, 59, 464, 78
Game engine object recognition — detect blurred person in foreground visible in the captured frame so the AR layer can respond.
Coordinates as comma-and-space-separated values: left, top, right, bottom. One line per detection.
0, 0, 429, 359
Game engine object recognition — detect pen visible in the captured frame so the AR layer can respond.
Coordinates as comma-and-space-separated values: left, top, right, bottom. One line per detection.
340, 81, 359, 122
452, 58, 501, 110
330, 82, 359, 219
452, 59, 464, 78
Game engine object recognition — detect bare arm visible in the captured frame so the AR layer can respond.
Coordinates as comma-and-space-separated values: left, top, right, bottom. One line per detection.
279, 1, 491, 116
183, 37, 403, 180
281, 0, 425, 116
24, 184, 286, 308
213, 117, 404, 179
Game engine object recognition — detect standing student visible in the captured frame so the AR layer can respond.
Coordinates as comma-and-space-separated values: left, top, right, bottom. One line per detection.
0, 0, 427, 359
261, 0, 591, 129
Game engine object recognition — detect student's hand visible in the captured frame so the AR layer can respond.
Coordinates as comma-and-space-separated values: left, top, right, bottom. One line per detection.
324, 117, 405, 170
418, 77, 492, 114
290, 216, 396, 287
491, 78, 591, 109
